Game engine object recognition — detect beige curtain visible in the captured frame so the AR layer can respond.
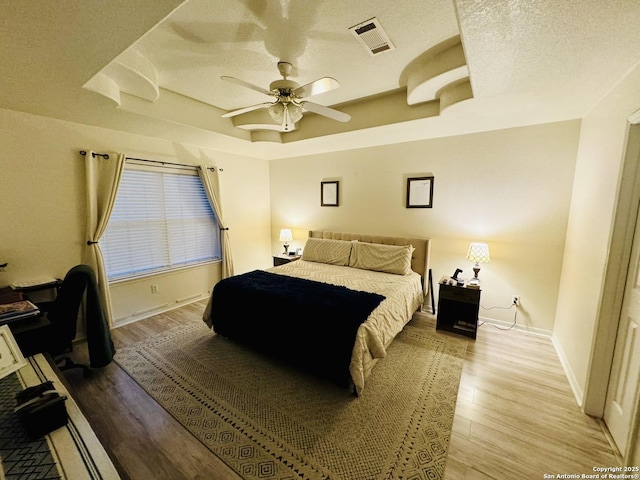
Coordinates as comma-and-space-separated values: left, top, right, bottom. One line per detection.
199, 165, 234, 279
83, 151, 125, 327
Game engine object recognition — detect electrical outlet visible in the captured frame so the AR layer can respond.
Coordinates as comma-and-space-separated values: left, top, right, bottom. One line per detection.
151, 284, 159, 294
512, 295, 521, 306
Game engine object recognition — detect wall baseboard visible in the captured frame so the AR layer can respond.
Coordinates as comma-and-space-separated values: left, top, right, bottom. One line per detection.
113, 293, 210, 328
478, 315, 552, 337
551, 333, 585, 407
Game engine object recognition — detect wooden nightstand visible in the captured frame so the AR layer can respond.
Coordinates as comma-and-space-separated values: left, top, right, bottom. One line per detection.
436, 276, 481, 339
273, 254, 301, 266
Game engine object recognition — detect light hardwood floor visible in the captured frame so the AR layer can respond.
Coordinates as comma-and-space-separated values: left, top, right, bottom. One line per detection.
60, 301, 620, 480
439, 316, 621, 479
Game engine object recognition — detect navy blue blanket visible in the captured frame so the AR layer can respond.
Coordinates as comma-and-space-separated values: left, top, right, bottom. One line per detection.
210, 270, 385, 387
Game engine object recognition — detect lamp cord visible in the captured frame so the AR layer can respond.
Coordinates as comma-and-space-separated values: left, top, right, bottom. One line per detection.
478, 303, 518, 330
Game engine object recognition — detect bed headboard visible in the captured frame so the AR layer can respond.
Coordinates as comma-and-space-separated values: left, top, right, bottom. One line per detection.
308, 230, 431, 283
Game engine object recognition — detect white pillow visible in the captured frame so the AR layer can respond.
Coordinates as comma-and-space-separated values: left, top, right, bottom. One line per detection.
301, 238, 353, 266
349, 242, 414, 275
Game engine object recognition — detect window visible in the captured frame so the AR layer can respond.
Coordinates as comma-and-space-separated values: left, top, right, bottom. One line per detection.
101, 167, 220, 280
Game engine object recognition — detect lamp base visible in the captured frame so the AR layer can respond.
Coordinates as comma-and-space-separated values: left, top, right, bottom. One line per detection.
468, 264, 481, 285
283, 243, 289, 254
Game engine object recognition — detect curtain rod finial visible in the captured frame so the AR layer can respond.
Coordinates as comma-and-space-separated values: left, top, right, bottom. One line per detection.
79, 150, 109, 159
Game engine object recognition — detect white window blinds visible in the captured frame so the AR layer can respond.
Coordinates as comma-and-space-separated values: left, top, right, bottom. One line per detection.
101, 167, 220, 280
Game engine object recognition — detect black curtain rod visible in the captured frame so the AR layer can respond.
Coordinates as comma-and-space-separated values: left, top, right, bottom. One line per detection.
79, 151, 221, 171
126, 156, 199, 170
80, 150, 109, 159
126, 156, 221, 171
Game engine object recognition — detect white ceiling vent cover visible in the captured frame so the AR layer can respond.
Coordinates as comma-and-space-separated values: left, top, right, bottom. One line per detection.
349, 17, 395, 56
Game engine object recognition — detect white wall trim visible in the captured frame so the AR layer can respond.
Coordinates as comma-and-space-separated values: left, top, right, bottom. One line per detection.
479, 315, 552, 337
113, 293, 210, 328
552, 333, 585, 407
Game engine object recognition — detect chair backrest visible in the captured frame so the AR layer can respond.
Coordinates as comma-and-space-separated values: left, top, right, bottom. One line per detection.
48, 265, 98, 349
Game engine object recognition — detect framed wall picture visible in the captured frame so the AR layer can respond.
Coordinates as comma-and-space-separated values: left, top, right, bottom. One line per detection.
321, 181, 339, 206
406, 176, 434, 208
0, 325, 27, 380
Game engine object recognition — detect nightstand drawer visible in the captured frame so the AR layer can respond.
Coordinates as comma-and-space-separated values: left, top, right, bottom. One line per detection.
438, 284, 480, 303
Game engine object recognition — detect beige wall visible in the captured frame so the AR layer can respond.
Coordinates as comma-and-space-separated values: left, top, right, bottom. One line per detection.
554, 62, 640, 412
0, 108, 272, 324
269, 120, 581, 333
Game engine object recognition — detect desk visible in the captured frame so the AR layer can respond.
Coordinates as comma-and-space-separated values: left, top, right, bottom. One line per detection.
11, 278, 62, 305
1, 280, 61, 357
0, 286, 23, 304
9, 314, 53, 357
0, 354, 120, 479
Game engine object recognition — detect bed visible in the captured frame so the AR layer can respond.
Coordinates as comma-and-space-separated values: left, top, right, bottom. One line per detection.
203, 230, 431, 395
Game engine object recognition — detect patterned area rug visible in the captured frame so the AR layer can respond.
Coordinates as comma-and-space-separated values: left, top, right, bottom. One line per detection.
115, 321, 467, 480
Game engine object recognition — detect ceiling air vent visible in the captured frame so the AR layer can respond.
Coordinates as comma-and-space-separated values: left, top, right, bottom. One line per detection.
349, 17, 395, 56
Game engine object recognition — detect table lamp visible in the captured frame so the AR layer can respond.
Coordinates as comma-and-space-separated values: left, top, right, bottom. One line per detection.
466, 242, 490, 285
279, 229, 293, 254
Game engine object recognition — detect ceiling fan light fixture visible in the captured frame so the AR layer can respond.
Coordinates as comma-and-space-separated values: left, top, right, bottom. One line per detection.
268, 101, 303, 131
288, 103, 303, 122
222, 61, 347, 132
268, 102, 284, 122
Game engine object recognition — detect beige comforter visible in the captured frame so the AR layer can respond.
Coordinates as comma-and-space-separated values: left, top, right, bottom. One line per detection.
267, 259, 424, 394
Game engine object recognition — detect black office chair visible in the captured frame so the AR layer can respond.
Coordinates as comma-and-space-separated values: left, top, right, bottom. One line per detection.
46, 264, 116, 377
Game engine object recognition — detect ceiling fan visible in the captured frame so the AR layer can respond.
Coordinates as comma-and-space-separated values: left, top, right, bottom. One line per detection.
221, 61, 351, 132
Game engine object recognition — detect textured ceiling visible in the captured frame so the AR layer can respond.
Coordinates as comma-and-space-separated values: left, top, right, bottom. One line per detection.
458, 0, 640, 113
1, 1, 639, 159
131, 0, 460, 111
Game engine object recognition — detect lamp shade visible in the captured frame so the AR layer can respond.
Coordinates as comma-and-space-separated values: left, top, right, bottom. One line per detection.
466, 242, 490, 264
279, 229, 293, 242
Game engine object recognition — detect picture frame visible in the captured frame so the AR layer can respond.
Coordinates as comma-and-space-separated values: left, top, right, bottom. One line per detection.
406, 176, 434, 208
0, 324, 27, 380
321, 181, 339, 206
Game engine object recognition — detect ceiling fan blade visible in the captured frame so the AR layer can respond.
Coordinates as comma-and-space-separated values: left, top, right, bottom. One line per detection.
221, 102, 272, 118
236, 123, 297, 133
302, 101, 351, 122
294, 77, 339, 98
221, 76, 273, 96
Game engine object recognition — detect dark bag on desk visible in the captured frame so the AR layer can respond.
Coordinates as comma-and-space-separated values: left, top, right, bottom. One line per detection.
15, 381, 68, 439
